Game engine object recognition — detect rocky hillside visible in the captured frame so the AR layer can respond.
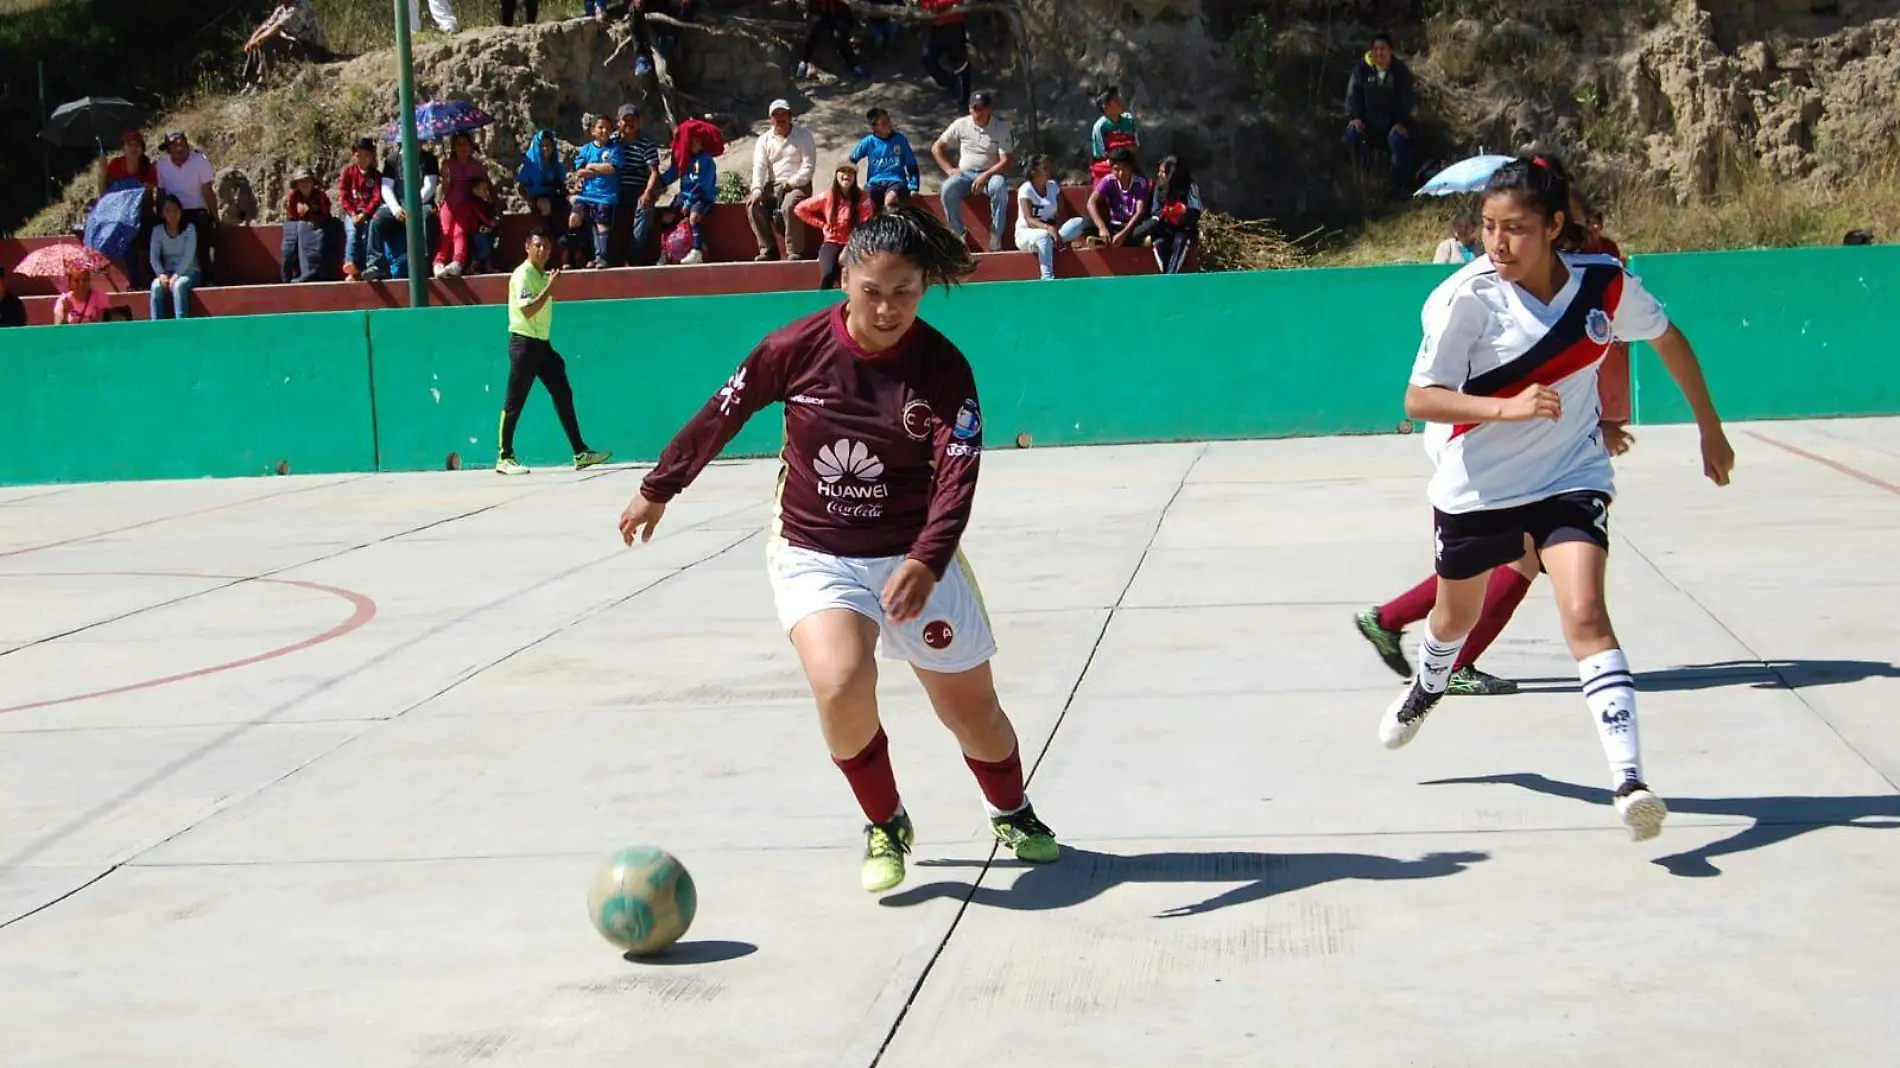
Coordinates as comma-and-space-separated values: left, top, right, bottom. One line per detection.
20, 0, 1900, 236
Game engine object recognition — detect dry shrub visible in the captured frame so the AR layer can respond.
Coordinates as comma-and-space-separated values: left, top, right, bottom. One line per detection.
1199, 212, 1307, 272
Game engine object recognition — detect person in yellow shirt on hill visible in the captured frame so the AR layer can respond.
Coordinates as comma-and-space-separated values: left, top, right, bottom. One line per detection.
497, 228, 612, 475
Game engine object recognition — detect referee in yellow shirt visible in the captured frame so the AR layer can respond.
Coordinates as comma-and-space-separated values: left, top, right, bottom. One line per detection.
497, 228, 612, 475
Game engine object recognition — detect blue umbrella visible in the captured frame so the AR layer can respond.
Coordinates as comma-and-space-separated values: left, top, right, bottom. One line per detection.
1414, 154, 1515, 196
84, 187, 148, 262
382, 99, 494, 143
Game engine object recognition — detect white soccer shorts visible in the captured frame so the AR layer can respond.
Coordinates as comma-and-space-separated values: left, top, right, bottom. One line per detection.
767, 539, 997, 674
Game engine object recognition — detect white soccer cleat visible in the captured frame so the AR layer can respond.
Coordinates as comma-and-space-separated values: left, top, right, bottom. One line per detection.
680, 249, 705, 265
1380, 680, 1443, 749
1613, 782, 1668, 841
495, 457, 529, 476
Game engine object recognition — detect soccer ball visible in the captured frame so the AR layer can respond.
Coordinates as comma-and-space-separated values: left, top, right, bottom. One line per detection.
586, 846, 696, 955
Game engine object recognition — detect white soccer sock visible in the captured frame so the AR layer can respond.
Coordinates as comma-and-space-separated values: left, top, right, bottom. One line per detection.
1580, 649, 1642, 787
1417, 625, 1466, 695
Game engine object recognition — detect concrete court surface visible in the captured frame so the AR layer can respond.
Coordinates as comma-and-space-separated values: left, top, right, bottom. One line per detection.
2, 416, 1898, 1067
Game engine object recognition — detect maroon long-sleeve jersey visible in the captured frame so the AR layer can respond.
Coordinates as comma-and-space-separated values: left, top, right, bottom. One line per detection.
641, 305, 984, 578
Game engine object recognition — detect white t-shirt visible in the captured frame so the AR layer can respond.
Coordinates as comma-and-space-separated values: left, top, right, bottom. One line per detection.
156, 152, 217, 211
938, 116, 1012, 174
1015, 179, 1061, 228
1409, 253, 1670, 514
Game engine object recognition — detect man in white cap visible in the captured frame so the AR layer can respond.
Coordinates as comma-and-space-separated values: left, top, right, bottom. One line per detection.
747, 98, 817, 261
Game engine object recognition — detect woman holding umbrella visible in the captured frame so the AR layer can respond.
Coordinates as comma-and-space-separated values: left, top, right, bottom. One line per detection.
14, 244, 113, 325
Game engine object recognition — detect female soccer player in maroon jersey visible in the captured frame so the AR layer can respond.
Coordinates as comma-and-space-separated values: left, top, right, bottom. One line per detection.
616, 206, 1058, 893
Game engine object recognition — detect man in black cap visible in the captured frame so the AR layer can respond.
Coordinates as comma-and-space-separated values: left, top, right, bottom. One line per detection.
611, 103, 662, 266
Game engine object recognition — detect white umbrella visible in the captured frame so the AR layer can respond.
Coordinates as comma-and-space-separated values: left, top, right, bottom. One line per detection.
1414, 154, 1516, 196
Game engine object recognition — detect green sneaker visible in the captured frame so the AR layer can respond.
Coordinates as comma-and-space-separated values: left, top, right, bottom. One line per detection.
1446, 666, 1519, 696
861, 811, 914, 893
990, 803, 1060, 864
1354, 606, 1412, 678
573, 449, 613, 471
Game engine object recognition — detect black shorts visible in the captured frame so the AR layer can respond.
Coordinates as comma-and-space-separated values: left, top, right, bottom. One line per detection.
1433, 490, 1611, 580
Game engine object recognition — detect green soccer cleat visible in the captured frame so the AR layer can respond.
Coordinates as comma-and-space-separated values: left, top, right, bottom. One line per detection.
990, 803, 1060, 864
861, 811, 915, 893
573, 449, 613, 471
1354, 606, 1412, 678
1446, 666, 1519, 696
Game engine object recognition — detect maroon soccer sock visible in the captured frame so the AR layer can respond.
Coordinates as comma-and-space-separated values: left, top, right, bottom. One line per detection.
834, 728, 902, 824
1377, 575, 1439, 631
964, 745, 1027, 815
1455, 567, 1534, 671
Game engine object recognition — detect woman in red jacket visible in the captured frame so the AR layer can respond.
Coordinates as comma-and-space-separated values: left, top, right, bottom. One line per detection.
617, 206, 1059, 895
794, 162, 875, 290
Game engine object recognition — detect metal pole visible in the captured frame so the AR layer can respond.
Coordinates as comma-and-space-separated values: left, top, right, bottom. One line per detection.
394, 0, 428, 308
38, 63, 52, 203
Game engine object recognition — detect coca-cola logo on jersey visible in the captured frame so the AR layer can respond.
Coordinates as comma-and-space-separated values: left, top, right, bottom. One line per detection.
814, 439, 889, 518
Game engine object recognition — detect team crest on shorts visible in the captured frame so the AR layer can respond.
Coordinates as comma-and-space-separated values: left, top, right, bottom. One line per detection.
902, 399, 933, 441
922, 620, 955, 649
1585, 308, 1613, 345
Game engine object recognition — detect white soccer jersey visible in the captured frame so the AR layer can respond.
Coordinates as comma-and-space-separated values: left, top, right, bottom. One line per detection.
1410, 253, 1671, 514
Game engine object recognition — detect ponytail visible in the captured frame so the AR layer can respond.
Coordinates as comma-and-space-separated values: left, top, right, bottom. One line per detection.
1481, 152, 1589, 251
841, 204, 978, 289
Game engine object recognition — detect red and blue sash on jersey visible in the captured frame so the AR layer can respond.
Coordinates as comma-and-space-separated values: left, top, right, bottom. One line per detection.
1450, 264, 1625, 439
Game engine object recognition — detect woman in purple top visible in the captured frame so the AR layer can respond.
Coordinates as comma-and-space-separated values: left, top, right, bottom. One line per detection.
617, 206, 1061, 895
1083, 147, 1150, 248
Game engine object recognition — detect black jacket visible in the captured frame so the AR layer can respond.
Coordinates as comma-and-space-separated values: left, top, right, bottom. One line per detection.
1345, 56, 1415, 130
0, 292, 24, 328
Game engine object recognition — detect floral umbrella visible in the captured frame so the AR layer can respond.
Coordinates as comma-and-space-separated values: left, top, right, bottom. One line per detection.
13, 242, 112, 277
382, 99, 494, 143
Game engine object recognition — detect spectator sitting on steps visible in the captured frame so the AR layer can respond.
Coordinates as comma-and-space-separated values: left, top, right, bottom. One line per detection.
155, 131, 220, 285
1082, 146, 1149, 248
367, 145, 440, 281
516, 129, 570, 256
657, 123, 719, 265
749, 99, 819, 262
149, 195, 202, 320
852, 108, 921, 212
1133, 154, 1200, 274
1014, 154, 1088, 281
1343, 32, 1416, 192
1089, 85, 1139, 181
283, 166, 332, 283
934, 90, 1015, 252
612, 104, 662, 267
338, 137, 381, 281
0, 265, 27, 329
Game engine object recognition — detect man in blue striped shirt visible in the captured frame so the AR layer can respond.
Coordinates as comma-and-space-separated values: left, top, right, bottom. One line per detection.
612, 103, 662, 266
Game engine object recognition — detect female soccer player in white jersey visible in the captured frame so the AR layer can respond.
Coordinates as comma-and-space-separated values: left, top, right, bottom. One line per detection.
616, 206, 1058, 893
1379, 155, 1735, 841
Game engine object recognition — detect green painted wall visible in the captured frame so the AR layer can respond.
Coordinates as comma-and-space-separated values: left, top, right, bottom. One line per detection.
1626, 245, 1900, 425
4, 310, 376, 485
4, 247, 1898, 487
366, 265, 1450, 473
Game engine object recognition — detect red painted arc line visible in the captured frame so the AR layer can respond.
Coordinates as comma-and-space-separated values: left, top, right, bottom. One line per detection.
0, 572, 377, 715
1746, 431, 1900, 497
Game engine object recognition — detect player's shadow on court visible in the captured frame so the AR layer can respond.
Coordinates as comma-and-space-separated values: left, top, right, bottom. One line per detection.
1427, 772, 1900, 877
1511, 658, 1900, 694
877, 848, 1488, 918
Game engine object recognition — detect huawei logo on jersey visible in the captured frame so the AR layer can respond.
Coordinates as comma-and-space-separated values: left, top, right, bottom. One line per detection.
815, 439, 889, 518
